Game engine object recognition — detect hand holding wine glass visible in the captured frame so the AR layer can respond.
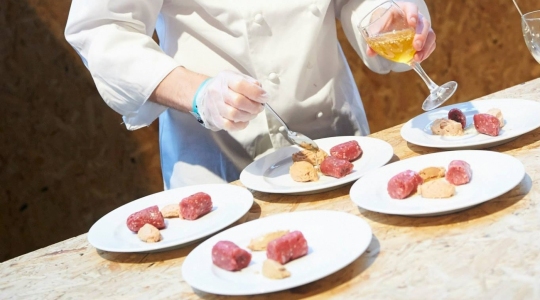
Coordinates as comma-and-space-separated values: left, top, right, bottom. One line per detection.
359, 1, 457, 111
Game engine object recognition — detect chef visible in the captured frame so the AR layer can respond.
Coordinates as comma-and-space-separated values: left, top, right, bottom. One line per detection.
65, 0, 435, 189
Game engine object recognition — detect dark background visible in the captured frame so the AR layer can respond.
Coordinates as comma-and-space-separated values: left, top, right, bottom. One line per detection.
1, 0, 539, 262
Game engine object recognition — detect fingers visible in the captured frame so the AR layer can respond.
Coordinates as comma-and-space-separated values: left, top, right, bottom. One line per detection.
225, 71, 268, 104
398, 2, 431, 52
414, 29, 436, 62
399, 2, 419, 29
200, 70, 270, 131
366, 46, 377, 57
230, 78, 268, 104
412, 13, 431, 52
226, 89, 264, 115
225, 82, 266, 116
221, 90, 264, 122
214, 90, 252, 132
365, 2, 432, 59
224, 71, 267, 117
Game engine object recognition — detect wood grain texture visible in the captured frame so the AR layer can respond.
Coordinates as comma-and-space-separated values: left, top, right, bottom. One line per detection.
1, 0, 539, 261
1, 79, 539, 299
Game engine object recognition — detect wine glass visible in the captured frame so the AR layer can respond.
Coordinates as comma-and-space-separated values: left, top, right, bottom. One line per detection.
359, 1, 457, 111
522, 10, 540, 64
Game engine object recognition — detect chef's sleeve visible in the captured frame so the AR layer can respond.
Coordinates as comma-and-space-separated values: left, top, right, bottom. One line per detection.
336, 0, 431, 74
64, 0, 181, 130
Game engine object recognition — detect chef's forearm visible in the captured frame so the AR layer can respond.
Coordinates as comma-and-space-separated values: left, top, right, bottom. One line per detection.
149, 66, 209, 113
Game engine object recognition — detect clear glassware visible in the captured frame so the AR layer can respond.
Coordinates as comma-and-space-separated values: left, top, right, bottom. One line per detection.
522, 10, 540, 64
359, 0, 458, 111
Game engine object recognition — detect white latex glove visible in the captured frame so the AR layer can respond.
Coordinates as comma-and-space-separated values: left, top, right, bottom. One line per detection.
194, 70, 268, 131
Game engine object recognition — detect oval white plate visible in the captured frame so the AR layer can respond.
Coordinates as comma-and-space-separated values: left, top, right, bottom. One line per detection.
240, 136, 394, 194
87, 184, 253, 252
182, 210, 372, 296
400, 98, 540, 150
350, 150, 525, 217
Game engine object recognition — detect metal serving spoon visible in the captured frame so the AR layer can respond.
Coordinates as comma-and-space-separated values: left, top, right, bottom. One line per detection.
263, 103, 319, 150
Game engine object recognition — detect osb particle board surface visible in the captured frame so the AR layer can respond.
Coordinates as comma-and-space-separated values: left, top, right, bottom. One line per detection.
1, 0, 539, 262
1, 80, 539, 299
0, 0, 162, 262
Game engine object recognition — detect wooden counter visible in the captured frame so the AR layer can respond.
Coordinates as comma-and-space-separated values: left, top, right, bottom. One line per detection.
1, 79, 540, 299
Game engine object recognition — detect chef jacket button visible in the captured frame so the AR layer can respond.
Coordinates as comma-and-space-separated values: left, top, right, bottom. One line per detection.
309, 4, 320, 16
317, 112, 323, 118
278, 126, 285, 132
254, 13, 264, 24
268, 73, 279, 83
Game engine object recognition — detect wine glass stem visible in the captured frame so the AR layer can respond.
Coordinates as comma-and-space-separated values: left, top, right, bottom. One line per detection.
410, 61, 439, 92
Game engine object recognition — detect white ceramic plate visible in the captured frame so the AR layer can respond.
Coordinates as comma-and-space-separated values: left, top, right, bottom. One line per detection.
182, 210, 372, 296
87, 184, 253, 252
350, 150, 525, 217
400, 98, 540, 150
240, 136, 394, 195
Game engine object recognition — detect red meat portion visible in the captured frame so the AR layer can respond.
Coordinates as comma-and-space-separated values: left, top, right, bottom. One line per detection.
212, 241, 252, 271
473, 113, 500, 136
387, 170, 424, 199
266, 231, 308, 265
180, 192, 213, 220
320, 156, 354, 178
448, 108, 466, 129
446, 160, 472, 185
330, 140, 363, 161
126, 205, 165, 232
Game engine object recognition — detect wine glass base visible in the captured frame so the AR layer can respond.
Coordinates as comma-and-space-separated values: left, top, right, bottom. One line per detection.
422, 81, 458, 111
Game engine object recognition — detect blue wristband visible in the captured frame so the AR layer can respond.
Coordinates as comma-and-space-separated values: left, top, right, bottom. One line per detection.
191, 78, 211, 121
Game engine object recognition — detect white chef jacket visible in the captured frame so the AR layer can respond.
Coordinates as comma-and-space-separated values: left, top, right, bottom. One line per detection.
65, 0, 429, 189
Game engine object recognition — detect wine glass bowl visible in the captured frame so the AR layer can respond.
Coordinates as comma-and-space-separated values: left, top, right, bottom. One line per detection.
522, 10, 540, 64
359, 1, 457, 111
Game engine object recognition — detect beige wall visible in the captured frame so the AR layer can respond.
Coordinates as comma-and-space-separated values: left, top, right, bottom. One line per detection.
1, 0, 539, 261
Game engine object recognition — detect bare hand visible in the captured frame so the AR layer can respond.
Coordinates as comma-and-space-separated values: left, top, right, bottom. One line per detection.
366, 1, 436, 63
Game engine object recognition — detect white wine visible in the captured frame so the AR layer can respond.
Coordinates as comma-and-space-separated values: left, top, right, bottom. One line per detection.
359, 1, 458, 111
365, 28, 416, 64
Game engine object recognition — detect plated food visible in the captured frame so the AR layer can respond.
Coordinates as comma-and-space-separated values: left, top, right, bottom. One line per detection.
431, 107, 505, 137
127, 205, 166, 233
387, 160, 472, 200
400, 98, 540, 150
182, 210, 372, 296
212, 230, 309, 280
87, 184, 253, 252
289, 140, 361, 182
240, 136, 393, 195
212, 241, 252, 272
350, 150, 525, 217
126, 192, 214, 243
247, 230, 289, 251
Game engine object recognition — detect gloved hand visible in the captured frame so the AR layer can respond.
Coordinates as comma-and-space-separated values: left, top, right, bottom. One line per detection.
193, 70, 268, 131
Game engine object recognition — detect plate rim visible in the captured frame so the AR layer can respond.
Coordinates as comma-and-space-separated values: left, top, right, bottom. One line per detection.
239, 136, 394, 194
87, 183, 254, 253
349, 150, 525, 216
181, 209, 373, 296
400, 98, 540, 149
